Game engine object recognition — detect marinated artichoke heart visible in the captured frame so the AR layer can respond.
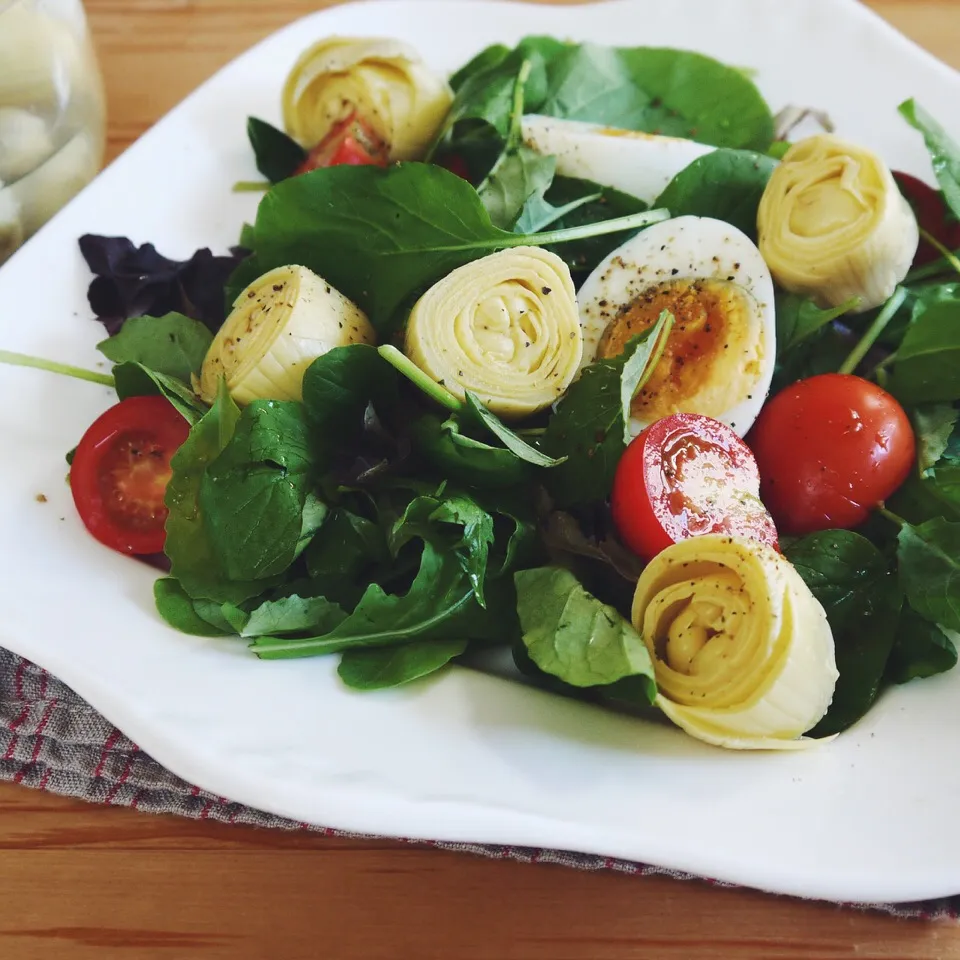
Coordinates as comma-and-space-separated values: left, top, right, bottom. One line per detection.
757, 133, 918, 311
282, 36, 453, 161
0, 185, 24, 265
198, 265, 375, 406
632, 535, 838, 750
404, 247, 583, 419
0, 107, 54, 183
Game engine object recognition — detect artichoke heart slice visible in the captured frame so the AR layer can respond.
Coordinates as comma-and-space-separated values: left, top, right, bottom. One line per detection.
632, 535, 839, 750
757, 133, 919, 311
198, 265, 375, 406
282, 36, 453, 161
404, 247, 583, 420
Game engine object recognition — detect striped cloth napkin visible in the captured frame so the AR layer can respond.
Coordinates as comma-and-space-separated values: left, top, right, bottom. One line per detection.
0, 645, 956, 921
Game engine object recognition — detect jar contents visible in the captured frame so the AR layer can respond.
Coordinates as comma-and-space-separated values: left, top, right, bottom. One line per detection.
0, 0, 106, 265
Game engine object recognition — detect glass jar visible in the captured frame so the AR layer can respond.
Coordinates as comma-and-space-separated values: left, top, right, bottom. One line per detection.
0, 0, 106, 265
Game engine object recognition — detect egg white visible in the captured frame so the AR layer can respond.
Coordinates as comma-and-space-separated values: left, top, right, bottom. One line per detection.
577, 215, 776, 438
521, 115, 715, 203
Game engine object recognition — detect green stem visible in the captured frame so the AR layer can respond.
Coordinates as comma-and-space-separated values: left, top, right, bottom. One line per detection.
0, 350, 115, 387
524, 207, 669, 247
377, 345, 463, 412
476, 59, 532, 198
905, 246, 960, 283
837, 286, 908, 376
232, 180, 271, 193
918, 227, 960, 277
516, 426, 547, 437
877, 505, 907, 529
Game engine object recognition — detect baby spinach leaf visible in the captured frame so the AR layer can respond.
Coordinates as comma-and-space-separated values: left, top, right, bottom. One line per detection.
199, 400, 320, 581
250, 541, 494, 659
887, 466, 960, 525
617, 47, 774, 150
913, 404, 959, 476
164, 382, 265, 604
899, 100, 960, 221
301, 344, 397, 456
247, 116, 306, 184
655, 149, 776, 239
449, 43, 511, 92
337, 638, 468, 690
463, 393, 564, 467
410, 415, 532, 488
240, 594, 347, 638
515, 566, 656, 699
889, 296, 960, 403
897, 518, 960, 632
540, 327, 659, 506
112, 361, 208, 425
252, 163, 664, 330
154, 578, 232, 637
97, 312, 212, 382
775, 292, 861, 357
885, 608, 958, 684
787, 530, 902, 736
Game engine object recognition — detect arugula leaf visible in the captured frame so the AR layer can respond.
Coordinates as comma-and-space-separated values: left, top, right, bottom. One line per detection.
775, 292, 861, 357
913, 404, 958, 476
885, 608, 958, 684
198, 400, 320, 581
889, 295, 960, 404
247, 116, 306, 184
540, 325, 662, 506
97, 312, 212, 382
787, 530, 903, 736
535, 177, 648, 278
410, 415, 532, 488
463, 393, 564, 467
899, 100, 960, 221
252, 163, 664, 330
391, 492, 495, 606
154, 578, 232, 637
620, 310, 673, 443
112, 361, 208, 425
337, 638, 468, 690
164, 381, 265, 604
250, 541, 499, 659
655, 149, 776, 239
514, 566, 656, 699
240, 595, 347, 638
479, 146, 556, 231
897, 518, 960, 632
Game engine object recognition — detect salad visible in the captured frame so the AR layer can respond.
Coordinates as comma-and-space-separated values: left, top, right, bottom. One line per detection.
5, 32, 960, 752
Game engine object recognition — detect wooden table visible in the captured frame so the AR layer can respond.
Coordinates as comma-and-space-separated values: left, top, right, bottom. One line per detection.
2, 2, 958, 957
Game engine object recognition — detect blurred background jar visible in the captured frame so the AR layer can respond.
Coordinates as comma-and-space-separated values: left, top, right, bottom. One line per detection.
0, 0, 106, 265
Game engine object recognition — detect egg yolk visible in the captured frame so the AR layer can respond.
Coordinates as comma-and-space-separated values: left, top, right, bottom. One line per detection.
597, 278, 762, 423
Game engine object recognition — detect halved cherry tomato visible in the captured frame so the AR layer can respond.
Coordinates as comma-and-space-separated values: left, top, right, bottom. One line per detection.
747, 373, 915, 536
894, 171, 960, 267
70, 395, 190, 555
611, 413, 778, 561
295, 112, 389, 174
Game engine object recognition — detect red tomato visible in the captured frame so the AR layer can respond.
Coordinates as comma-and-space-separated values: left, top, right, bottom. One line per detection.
436, 152, 472, 182
747, 374, 915, 536
611, 413, 779, 561
70, 395, 190, 556
894, 171, 960, 267
295, 112, 389, 174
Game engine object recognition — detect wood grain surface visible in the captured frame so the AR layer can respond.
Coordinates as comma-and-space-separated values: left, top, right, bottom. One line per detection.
3, 1, 959, 957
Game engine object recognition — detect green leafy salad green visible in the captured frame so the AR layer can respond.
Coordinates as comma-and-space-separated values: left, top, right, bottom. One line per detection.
7, 32, 960, 750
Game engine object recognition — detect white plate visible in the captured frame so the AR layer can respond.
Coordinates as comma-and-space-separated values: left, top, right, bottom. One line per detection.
1, 0, 958, 904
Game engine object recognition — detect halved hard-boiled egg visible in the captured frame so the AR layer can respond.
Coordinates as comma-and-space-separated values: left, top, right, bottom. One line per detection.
521, 115, 715, 203
578, 216, 776, 438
